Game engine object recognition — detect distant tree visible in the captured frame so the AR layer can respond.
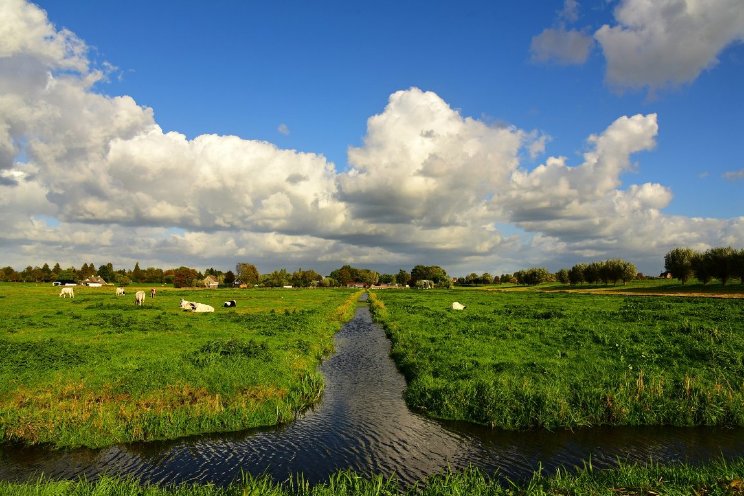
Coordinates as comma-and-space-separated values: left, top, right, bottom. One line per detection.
664, 247, 696, 284
692, 252, 713, 285
223, 270, 236, 286
51, 263, 61, 279
465, 273, 479, 285
57, 269, 76, 282
555, 268, 570, 284
500, 273, 513, 284
480, 273, 493, 285
618, 260, 637, 284
330, 265, 354, 286
734, 249, 744, 285
142, 267, 164, 283
0, 266, 17, 282
705, 247, 736, 286
291, 268, 323, 288
584, 262, 601, 284
173, 266, 199, 288
410, 265, 449, 285
378, 273, 395, 284
262, 269, 291, 287
97, 263, 115, 283
521, 267, 551, 286
236, 263, 260, 287
131, 262, 144, 283
397, 269, 411, 287
40, 263, 52, 282
493, 275, 501, 284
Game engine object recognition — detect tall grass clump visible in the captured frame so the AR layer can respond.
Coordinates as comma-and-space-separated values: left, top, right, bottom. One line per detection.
371, 289, 744, 429
3, 458, 744, 495
0, 284, 360, 448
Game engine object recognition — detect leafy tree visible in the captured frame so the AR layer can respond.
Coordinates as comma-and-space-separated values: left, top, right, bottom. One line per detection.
664, 247, 696, 284
97, 263, 115, 283
330, 265, 354, 286
555, 268, 570, 284
692, 252, 713, 285
51, 263, 61, 279
40, 263, 52, 282
262, 269, 291, 287
131, 262, 144, 283
705, 247, 736, 286
480, 273, 493, 285
378, 273, 395, 284
410, 265, 449, 285
223, 270, 236, 286
521, 267, 551, 286
57, 269, 76, 282
291, 268, 323, 288
173, 266, 199, 288
397, 269, 411, 286
236, 263, 260, 287
584, 262, 601, 284
733, 249, 744, 285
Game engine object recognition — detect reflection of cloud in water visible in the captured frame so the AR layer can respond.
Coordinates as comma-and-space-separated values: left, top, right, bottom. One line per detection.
2, 307, 744, 486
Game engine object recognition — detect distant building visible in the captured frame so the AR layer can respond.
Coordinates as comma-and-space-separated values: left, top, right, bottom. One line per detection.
203, 275, 219, 288
82, 275, 108, 287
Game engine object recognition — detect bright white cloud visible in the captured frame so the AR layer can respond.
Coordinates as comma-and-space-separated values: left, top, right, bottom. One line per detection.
530, 28, 594, 65
595, 0, 744, 89
0, 0, 741, 276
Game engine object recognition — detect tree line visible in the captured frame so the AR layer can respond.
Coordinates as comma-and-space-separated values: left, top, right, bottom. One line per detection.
664, 247, 744, 285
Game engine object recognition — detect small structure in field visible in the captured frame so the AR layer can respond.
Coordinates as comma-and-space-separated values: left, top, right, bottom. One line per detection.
202, 275, 219, 288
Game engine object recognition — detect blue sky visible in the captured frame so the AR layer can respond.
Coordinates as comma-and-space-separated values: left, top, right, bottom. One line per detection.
1, 0, 742, 275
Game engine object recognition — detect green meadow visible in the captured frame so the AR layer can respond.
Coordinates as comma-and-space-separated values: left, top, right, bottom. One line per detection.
3, 458, 744, 495
0, 283, 360, 448
369, 288, 744, 429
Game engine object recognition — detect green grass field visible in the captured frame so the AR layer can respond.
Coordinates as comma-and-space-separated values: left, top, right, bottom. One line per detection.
3, 458, 744, 495
370, 288, 744, 429
0, 283, 360, 448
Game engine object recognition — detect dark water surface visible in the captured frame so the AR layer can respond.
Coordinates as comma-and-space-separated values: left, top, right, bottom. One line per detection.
1, 304, 743, 486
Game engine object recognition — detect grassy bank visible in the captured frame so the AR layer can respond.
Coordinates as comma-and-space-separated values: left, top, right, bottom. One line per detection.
2, 458, 744, 495
369, 289, 744, 429
0, 284, 360, 448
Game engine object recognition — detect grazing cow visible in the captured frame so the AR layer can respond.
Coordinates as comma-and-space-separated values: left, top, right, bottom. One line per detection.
135, 290, 146, 306
150, 288, 156, 298
115, 287, 125, 296
59, 287, 74, 298
223, 300, 237, 307
451, 301, 466, 310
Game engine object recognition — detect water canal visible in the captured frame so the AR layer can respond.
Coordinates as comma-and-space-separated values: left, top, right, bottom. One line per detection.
1, 302, 743, 486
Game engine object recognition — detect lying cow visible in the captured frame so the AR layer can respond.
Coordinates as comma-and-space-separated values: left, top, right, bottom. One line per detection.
135, 290, 145, 306
223, 300, 237, 307
115, 287, 125, 296
59, 287, 74, 298
451, 301, 466, 310
179, 298, 214, 313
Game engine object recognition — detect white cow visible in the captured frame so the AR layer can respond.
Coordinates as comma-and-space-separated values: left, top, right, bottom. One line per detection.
180, 299, 214, 312
59, 287, 74, 298
135, 290, 146, 306
115, 287, 125, 296
191, 302, 214, 313
451, 301, 466, 310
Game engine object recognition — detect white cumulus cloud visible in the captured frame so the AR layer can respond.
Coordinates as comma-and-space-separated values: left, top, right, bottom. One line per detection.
595, 0, 744, 89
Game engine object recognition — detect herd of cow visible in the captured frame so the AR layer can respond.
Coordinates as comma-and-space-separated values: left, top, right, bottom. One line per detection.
58, 286, 237, 312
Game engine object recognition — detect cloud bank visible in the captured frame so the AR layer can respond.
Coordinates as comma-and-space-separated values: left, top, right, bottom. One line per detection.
0, 0, 742, 275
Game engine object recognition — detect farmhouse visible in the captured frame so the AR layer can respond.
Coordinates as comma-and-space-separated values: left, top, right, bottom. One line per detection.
202, 275, 219, 288
82, 275, 108, 287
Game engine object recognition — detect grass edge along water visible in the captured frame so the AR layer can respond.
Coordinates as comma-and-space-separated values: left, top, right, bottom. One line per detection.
2, 458, 744, 495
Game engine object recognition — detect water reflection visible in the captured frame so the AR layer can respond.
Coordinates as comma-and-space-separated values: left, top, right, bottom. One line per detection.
1, 305, 743, 486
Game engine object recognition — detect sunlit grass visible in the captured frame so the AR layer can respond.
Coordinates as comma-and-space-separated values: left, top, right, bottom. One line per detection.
0, 283, 360, 448
370, 288, 744, 429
